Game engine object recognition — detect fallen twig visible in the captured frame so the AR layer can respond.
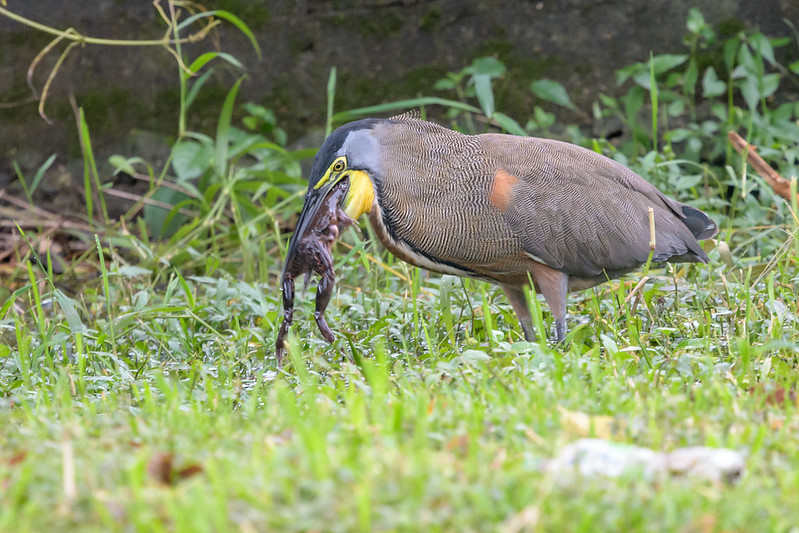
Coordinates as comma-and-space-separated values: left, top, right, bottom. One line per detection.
103, 188, 199, 218
728, 131, 799, 204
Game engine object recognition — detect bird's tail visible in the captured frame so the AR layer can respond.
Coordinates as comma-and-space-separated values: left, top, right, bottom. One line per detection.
680, 205, 718, 241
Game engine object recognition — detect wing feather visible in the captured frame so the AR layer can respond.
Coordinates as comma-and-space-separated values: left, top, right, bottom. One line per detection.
479, 134, 708, 277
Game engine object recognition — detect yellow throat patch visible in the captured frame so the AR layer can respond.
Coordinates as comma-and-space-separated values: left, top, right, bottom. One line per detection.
342, 170, 374, 220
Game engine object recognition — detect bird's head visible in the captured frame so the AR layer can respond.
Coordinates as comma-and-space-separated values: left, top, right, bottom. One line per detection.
281, 119, 382, 281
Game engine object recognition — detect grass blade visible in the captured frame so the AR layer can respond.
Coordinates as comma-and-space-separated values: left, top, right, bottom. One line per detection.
215, 76, 245, 179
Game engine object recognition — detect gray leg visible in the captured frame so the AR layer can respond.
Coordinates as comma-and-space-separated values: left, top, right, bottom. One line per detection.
536, 270, 569, 343
554, 317, 567, 343
501, 285, 536, 341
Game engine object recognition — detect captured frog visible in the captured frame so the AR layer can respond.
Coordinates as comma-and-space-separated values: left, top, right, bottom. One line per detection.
276, 181, 355, 361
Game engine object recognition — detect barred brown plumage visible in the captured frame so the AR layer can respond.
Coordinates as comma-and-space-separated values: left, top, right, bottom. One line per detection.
279, 115, 718, 349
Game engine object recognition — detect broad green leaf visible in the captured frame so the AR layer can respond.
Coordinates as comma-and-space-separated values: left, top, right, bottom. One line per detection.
723, 39, 740, 72
116, 265, 153, 279
54, 289, 87, 335
650, 54, 688, 74
144, 186, 192, 239
188, 52, 244, 75
460, 350, 490, 363
469, 56, 506, 78
533, 106, 555, 130
109, 155, 136, 175
748, 33, 776, 65
730, 64, 748, 80
473, 74, 494, 117
686, 7, 706, 34
665, 128, 691, 142
172, 141, 212, 182
598, 93, 618, 110
621, 86, 645, 120
491, 112, 527, 136
600, 334, 619, 355
738, 73, 780, 110
628, 55, 689, 88
700, 120, 719, 136
737, 44, 758, 74
216, 77, 245, 178
759, 73, 781, 99
434, 78, 456, 90
530, 79, 577, 110
177, 10, 261, 59
674, 174, 702, 190
631, 69, 652, 89
702, 67, 726, 97
667, 99, 685, 117
683, 60, 698, 92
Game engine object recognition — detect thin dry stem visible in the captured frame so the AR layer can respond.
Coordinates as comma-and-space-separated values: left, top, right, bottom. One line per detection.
0, 5, 214, 46
27, 30, 73, 97
623, 275, 651, 307
103, 188, 199, 218
647, 207, 656, 250
3, 0, 224, 122
125, 171, 196, 196
38, 41, 79, 122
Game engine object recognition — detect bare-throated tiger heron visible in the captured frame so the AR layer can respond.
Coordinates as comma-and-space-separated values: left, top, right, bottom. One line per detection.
281, 115, 717, 343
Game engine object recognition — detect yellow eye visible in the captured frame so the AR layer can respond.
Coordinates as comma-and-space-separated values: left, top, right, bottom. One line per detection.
332, 159, 346, 172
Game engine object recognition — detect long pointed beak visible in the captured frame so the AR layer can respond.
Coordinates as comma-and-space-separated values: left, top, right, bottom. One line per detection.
280, 178, 346, 283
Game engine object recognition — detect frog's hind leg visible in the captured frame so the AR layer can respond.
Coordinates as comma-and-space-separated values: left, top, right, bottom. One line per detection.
276, 276, 297, 363
313, 256, 336, 343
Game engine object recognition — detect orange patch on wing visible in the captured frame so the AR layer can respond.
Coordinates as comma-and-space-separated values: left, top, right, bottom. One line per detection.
489, 168, 519, 212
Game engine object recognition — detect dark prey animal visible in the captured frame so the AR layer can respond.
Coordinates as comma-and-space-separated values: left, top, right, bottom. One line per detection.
275, 181, 354, 361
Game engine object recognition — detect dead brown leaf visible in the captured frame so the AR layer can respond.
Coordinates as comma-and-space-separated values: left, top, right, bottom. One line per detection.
147, 451, 175, 485
175, 464, 204, 481
445, 434, 470, 455
7, 451, 27, 466
748, 383, 798, 409
146, 451, 203, 485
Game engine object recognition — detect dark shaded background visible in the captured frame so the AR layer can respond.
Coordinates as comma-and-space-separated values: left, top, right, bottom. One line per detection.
1, 0, 797, 213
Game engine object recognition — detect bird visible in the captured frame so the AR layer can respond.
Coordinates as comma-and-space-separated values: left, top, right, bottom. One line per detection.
281, 114, 718, 343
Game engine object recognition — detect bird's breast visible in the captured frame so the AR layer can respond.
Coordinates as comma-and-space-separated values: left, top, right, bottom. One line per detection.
372, 145, 522, 273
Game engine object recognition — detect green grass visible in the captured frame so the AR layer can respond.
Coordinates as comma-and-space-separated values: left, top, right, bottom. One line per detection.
1, 224, 798, 531
3, 4, 799, 530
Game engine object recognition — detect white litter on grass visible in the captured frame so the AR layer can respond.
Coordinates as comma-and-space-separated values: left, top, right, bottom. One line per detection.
544, 439, 745, 484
